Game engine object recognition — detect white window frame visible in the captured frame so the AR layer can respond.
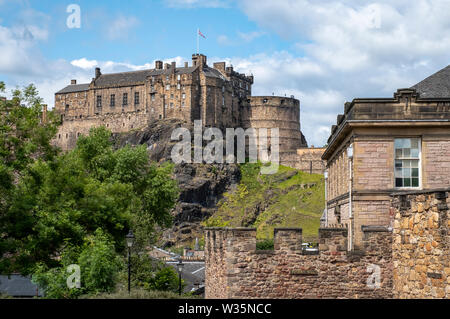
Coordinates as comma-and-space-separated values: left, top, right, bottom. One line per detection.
393, 137, 422, 189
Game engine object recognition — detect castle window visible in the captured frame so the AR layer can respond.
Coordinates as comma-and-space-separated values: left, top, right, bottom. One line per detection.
166, 75, 169, 81
123, 93, 128, 106
151, 107, 154, 112
182, 101, 185, 107
182, 93, 186, 99
159, 115, 162, 119
151, 94, 155, 101
58, 134, 61, 139
110, 94, 115, 107
222, 86, 225, 93
170, 102, 174, 108
166, 85, 170, 91
65, 104, 69, 112
66, 133, 68, 138
135, 92, 140, 105
96, 95, 102, 108
177, 83, 180, 90
394, 138, 421, 188
263, 98, 268, 103
177, 74, 181, 81
222, 96, 225, 106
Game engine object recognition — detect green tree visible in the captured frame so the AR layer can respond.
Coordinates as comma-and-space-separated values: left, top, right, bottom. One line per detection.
32, 229, 122, 298
0, 83, 59, 274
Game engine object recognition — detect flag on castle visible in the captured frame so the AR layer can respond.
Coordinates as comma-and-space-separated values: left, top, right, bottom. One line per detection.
198, 29, 206, 39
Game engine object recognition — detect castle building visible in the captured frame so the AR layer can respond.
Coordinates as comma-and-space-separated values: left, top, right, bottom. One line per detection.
322, 65, 450, 249
54, 53, 308, 153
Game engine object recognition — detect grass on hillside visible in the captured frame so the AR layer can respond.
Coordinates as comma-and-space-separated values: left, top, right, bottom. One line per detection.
203, 162, 325, 243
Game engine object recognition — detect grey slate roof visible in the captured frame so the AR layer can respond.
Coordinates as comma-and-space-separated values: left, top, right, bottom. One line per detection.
56, 64, 229, 93
0, 274, 43, 297
56, 83, 90, 94
203, 66, 227, 80
94, 66, 197, 87
411, 65, 450, 98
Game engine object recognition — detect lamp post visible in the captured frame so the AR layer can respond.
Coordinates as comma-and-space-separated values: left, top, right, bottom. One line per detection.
125, 230, 135, 294
177, 259, 184, 296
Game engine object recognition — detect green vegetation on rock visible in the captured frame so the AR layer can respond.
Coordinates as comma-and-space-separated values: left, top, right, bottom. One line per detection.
203, 162, 325, 242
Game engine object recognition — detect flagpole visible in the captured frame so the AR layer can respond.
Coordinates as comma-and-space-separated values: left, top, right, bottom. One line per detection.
197, 28, 199, 55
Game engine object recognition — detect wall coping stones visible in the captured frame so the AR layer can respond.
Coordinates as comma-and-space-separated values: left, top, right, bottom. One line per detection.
361, 225, 392, 232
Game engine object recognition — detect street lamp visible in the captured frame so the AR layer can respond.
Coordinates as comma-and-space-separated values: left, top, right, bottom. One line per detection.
177, 259, 184, 296
125, 230, 135, 294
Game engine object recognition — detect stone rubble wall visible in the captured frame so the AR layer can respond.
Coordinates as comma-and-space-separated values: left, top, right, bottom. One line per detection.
392, 190, 449, 298
205, 226, 393, 299
280, 148, 326, 175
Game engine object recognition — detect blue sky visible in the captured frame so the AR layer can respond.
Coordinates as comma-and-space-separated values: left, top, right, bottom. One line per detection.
2, 0, 450, 146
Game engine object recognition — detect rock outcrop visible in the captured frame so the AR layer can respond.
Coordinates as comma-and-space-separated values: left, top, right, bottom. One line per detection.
112, 119, 241, 247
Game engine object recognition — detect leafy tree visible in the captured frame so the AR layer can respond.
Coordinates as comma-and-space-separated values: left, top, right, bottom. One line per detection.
32, 229, 122, 298
0, 83, 59, 274
129, 254, 185, 293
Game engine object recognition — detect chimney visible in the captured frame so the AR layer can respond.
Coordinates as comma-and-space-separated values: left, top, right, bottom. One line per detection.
171, 61, 176, 74
192, 54, 207, 69
155, 60, 163, 70
71, 79, 77, 85
184, 62, 188, 68
95, 67, 101, 79
213, 62, 226, 74
164, 63, 170, 70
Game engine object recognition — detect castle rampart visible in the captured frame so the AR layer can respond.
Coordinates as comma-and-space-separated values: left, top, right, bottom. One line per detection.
205, 225, 393, 299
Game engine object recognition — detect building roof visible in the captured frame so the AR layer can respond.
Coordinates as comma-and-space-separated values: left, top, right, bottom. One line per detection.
56, 63, 230, 93
93, 66, 198, 87
56, 83, 90, 94
411, 65, 450, 98
0, 275, 43, 297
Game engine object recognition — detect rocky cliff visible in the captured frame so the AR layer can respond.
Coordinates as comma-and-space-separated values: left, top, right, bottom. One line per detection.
112, 119, 324, 247
112, 119, 240, 247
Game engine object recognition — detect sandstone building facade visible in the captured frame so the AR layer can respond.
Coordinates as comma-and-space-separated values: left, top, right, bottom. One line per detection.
54, 54, 309, 159
322, 65, 450, 248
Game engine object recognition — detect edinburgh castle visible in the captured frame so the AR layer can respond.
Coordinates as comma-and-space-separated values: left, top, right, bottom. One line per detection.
54, 53, 312, 157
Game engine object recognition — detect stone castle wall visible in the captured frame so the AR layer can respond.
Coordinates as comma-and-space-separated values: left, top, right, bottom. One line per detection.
392, 190, 449, 298
241, 96, 306, 153
205, 226, 393, 299
54, 110, 149, 150
280, 148, 325, 174
205, 190, 449, 299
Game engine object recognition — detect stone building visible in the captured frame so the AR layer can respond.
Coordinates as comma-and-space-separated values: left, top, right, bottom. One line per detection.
53, 53, 309, 158
322, 65, 450, 248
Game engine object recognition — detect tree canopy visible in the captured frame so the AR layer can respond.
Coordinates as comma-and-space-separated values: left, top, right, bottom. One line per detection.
0, 82, 179, 276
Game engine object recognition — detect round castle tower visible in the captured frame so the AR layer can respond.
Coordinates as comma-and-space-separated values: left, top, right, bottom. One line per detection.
241, 96, 306, 153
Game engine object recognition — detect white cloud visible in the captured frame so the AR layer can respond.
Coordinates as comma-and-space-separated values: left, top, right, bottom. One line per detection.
232, 0, 450, 145
71, 58, 99, 70
165, 0, 232, 8
217, 34, 233, 46
106, 15, 139, 40
238, 31, 266, 42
